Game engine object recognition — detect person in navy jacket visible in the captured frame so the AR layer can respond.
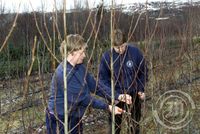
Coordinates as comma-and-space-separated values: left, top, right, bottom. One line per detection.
99, 29, 148, 134
46, 34, 130, 134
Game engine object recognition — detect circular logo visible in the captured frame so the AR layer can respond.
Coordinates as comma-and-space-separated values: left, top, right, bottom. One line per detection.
152, 90, 195, 129
126, 60, 133, 68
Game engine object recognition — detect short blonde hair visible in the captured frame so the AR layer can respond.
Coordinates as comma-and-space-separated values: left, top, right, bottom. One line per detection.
113, 29, 125, 46
60, 34, 87, 58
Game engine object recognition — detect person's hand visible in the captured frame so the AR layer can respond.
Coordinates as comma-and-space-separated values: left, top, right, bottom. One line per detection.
108, 105, 124, 115
138, 92, 145, 100
118, 94, 132, 104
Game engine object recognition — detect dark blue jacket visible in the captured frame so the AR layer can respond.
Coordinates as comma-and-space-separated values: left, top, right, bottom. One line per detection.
48, 62, 112, 118
99, 44, 148, 96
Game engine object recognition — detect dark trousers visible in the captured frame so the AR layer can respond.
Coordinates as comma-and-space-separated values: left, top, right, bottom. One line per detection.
109, 95, 141, 134
45, 110, 83, 134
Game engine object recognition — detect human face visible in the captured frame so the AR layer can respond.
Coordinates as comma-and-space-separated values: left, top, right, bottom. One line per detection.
113, 43, 126, 54
72, 47, 86, 65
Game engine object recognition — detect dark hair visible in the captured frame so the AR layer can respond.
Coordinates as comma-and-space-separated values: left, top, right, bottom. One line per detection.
112, 29, 125, 46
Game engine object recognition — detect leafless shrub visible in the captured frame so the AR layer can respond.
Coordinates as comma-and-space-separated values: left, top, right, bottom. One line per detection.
0, 0, 200, 134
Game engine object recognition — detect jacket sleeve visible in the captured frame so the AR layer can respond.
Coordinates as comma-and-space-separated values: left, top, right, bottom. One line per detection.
99, 54, 111, 88
86, 72, 120, 101
79, 93, 109, 110
98, 53, 120, 101
54, 66, 76, 94
136, 50, 148, 92
56, 66, 76, 83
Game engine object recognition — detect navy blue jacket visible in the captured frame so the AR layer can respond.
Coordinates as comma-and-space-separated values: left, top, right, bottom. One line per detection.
48, 62, 112, 118
99, 44, 148, 96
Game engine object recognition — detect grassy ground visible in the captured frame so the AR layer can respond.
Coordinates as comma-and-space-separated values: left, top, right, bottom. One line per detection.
0, 42, 200, 133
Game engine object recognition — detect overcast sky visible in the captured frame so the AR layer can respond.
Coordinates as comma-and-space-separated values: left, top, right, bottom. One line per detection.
1, 0, 197, 12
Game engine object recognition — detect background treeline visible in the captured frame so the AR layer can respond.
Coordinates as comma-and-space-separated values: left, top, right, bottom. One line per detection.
1, 2, 200, 133
0, 3, 200, 78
